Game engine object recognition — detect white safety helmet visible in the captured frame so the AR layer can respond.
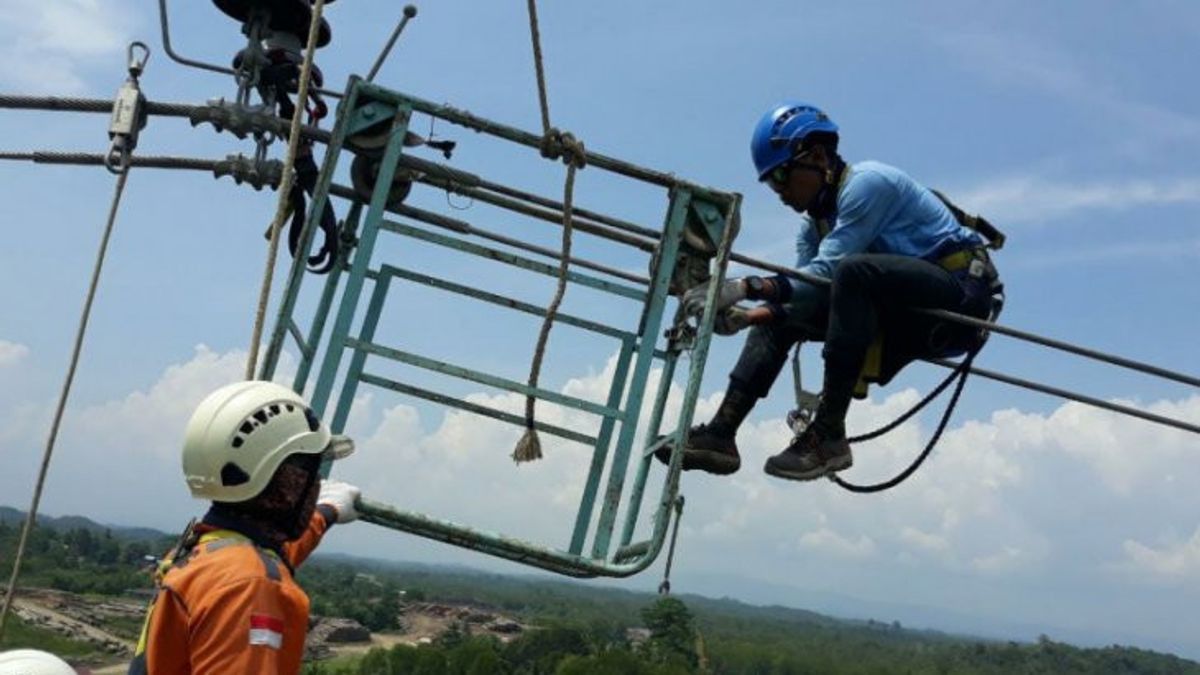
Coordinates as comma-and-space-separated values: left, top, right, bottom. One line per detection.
182, 381, 354, 503
0, 649, 76, 675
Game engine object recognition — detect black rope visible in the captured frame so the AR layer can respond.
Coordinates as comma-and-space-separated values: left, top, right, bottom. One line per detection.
847, 357, 968, 444
830, 349, 979, 494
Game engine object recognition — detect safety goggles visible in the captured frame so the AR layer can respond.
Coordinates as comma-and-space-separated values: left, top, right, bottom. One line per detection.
766, 164, 792, 189
766, 152, 822, 190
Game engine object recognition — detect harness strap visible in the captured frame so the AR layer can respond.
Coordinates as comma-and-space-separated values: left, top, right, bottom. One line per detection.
812, 163, 851, 240
931, 189, 1006, 250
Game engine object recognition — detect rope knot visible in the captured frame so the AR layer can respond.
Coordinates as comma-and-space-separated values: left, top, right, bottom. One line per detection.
539, 128, 587, 169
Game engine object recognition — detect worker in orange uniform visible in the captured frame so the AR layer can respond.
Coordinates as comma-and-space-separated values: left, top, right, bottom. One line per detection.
128, 381, 363, 674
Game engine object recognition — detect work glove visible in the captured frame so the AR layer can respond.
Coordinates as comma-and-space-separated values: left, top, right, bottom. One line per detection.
682, 278, 746, 317
712, 307, 751, 336
317, 480, 361, 524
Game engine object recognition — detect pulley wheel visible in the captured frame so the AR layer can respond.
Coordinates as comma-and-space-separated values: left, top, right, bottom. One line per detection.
350, 154, 412, 207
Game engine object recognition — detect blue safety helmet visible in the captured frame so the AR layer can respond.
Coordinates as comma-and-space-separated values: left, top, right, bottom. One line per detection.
750, 102, 839, 181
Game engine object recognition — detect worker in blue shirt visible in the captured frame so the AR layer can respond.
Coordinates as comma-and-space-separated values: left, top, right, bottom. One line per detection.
660, 102, 999, 481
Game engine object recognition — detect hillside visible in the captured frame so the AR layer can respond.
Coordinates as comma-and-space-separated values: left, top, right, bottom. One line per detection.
2, 508, 1198, 674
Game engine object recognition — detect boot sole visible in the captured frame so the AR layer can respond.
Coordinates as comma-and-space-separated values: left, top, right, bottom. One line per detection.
654, 443, 741, 475
763, 454, 853, 482
682, 449, 741, 475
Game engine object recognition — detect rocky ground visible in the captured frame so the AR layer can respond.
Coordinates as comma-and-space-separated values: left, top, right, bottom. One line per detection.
12, 588, 137, 658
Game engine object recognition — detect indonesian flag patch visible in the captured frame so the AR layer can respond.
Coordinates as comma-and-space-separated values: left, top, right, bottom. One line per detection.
249, 613, 284, 649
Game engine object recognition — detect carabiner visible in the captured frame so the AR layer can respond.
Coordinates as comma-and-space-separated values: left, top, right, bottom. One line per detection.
128, 41, 151, 79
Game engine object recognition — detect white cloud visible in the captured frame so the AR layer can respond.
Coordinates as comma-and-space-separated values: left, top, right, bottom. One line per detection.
0, 340, 30, 368
71, 344, 264, 460
1121, 527, 1200, 583
900, 526, 950, 555
797, 527, 877, 560
954, 175, 1200, 226
0, 0, 137, 93
971, 546, 1033, 575
6, 346, 1200, 646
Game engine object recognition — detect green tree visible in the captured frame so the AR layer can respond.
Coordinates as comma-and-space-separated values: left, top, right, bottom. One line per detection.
639, 597, 698, 669
505, 625, 590, 674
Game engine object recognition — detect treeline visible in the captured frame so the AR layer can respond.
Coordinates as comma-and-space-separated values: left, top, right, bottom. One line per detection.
3, 513, 1198, 674
302, 598, 700, 675
302, 563, 405, 631
298, 559, 1200, 675
0, 518, 172, 595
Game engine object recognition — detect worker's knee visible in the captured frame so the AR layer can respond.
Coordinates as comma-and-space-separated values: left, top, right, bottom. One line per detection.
832, 254, 878, 290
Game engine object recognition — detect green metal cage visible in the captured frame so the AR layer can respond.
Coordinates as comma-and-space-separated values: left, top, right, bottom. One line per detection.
260, 77, 740, 578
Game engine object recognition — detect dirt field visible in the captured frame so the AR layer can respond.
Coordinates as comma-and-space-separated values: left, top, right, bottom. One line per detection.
17, 590, 527, 673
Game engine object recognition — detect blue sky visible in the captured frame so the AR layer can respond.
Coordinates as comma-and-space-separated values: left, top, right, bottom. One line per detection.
2, 0, 1199, 659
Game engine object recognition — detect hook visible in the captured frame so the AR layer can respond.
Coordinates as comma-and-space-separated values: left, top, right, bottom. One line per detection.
127, 41, 151, 79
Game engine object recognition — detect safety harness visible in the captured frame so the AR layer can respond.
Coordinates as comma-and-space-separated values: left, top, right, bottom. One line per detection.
128, 521, 289, 674
785, 167, 1006, 493
804, 168, 1005, 394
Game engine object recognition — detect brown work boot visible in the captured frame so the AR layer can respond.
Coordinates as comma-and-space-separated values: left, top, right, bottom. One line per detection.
653, 423, 741, 475
763, 426, 852, 481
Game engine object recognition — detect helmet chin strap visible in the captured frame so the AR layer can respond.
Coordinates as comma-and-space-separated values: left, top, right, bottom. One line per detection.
803, 155, 846, 220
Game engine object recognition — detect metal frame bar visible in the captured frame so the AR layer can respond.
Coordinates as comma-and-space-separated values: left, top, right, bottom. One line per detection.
360, 372, 596, 446
569, 339, 636, 554
589, 189, 692, 559
295, 202, 363, 391
261, 78, 360, 381
308, 96, 413, 417
5, 91, 1195, 402
379, 220, 647, 301
254, 78, 742, 577
346, 338, 624, 421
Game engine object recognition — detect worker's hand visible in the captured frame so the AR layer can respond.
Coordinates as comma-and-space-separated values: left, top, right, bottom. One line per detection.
682, 278, 746, 317
712, 307, 751, 336
317, 480, 361, 524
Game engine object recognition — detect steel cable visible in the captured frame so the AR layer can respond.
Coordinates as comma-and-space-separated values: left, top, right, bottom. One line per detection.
0, 167, 132, 640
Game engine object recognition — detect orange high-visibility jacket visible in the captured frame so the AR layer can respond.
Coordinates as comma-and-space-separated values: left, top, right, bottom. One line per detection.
129, 508, 334, 675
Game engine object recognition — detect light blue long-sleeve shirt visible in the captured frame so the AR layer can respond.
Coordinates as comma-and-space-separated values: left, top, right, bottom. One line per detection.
792, 160, 982, 286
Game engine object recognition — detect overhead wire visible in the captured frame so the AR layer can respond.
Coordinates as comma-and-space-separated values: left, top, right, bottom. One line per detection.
2, 146, 1196, 436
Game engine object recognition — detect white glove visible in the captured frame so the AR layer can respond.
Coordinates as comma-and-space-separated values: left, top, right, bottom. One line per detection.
712, 307, 751, 336
682, 278, 746, 317
318, 480, 361, 524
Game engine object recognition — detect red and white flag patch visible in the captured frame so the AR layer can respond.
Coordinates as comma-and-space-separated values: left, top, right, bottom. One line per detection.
249, 614, 284, 649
